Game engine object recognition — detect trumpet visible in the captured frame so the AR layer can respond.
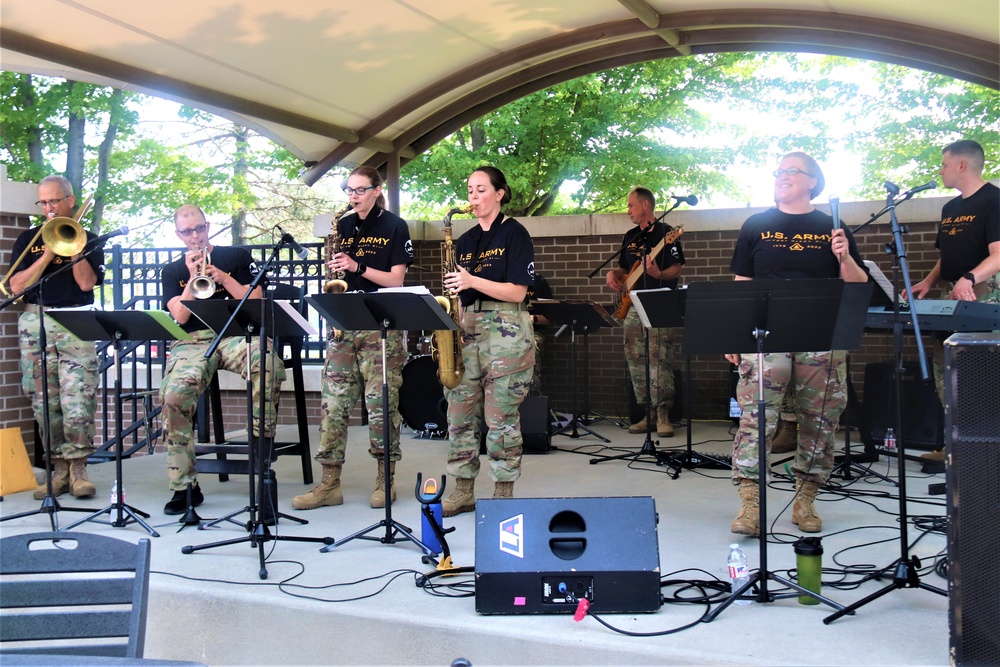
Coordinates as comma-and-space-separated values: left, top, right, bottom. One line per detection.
189, 245, 216, 299
432, 204, 474, 389
1, 195, 92, 299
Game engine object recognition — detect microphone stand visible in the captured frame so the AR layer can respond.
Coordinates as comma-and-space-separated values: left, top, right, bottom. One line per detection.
825, 182, 946, 622
0, 243, 108, 528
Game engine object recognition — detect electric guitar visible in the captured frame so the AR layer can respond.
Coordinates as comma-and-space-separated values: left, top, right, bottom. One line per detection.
612, 226, 684, 319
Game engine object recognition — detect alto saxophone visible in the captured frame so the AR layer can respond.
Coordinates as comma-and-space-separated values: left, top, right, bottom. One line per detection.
324, 204, 356, 341
432, 205, 473, 389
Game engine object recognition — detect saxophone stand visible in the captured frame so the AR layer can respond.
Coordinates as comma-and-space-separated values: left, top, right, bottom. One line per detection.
48, 310, 190, 537
309, 289, 456, 555
180, 244, 330, 580
825, 182, 947, 622
682, 279, 870, 620
0, 248, 107, 529
533, 300, 618, 444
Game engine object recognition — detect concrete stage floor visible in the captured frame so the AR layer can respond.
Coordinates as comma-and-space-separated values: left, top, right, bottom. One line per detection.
0, 418, 950, 666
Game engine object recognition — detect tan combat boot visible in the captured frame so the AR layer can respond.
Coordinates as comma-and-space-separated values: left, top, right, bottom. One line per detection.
656, 406, 674, 438
34, 458, 70, 500
442, 477, 476, 517
68, 457, 96, 498
628, 417, 649, 434
292, 463, 343, 510
920, 448, 946, 463
731, 478, 760, 536
770, 420, 798, 454
493, 481, 514, 498
792, 478, 823, 533
370, 460, 396, 508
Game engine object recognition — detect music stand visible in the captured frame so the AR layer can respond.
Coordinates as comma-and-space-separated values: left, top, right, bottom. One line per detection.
532, 299, 619, 443
179, 297, 331, 578
308, 289, 456, 555
682, 279, 869, 619
47, 310, 190, 537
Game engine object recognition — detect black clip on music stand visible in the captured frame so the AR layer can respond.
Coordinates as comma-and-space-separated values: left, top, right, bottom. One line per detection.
308, 290, 456, 556
532, 300, 619, 443
179, 297, 332, 578
49, 310, 190, 537
683, 279, 870, 619
629, 287, 731, 473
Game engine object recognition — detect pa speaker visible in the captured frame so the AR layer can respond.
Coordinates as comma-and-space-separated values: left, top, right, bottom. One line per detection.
945, 333, 1000, 667
863, 360, 942, 450
474, 496, 661, 615
479, 396, 551, 455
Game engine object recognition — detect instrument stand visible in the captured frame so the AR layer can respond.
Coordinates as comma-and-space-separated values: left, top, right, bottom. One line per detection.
180, 246, 330, 579
829, 355, 894, 485
825, 186, 947, 622
309, 289, 456, 555
49, 310, 190, 537
0, 251, 107, 529
414, 473, 457, 571
533, 300, 619, 444
682, 279, 870, 620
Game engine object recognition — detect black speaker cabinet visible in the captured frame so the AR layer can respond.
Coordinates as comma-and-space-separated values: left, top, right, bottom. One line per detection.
945, 333, 1000, 667
474, 496, 661, 615
863, 360, 943, 450
478, 395, 551, 455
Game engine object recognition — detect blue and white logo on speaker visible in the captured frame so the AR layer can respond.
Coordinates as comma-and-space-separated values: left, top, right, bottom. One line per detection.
499, 514, 524, 558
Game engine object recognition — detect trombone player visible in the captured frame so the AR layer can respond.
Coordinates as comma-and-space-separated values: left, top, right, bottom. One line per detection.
5, 175, 103, 499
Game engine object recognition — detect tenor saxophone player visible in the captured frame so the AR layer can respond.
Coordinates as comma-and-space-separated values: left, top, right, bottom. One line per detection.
439, 166, 535, 517
291, 166, 413, 512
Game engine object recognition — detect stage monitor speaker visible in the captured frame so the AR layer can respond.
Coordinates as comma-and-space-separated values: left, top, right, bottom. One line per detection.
474, 496, 661, 615
862, 360, 942, 450
945, 333, 1000, 667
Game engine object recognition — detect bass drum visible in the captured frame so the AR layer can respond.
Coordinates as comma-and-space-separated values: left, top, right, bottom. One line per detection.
399, 355, 448, 438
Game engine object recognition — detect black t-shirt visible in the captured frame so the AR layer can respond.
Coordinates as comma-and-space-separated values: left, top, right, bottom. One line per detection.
618, 222, 685, 289
936, 182, 1000, 282
730, 208, 863, 280
161, 245, 260, 333
455, 216, 534, 307
339, 206, 413, 292
7, 225, 105, 307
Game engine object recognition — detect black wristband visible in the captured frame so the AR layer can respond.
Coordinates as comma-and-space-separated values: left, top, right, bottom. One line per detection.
355, 263, 367, 277
962, 272, 975, 285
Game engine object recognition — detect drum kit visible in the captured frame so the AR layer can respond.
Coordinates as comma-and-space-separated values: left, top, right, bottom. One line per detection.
398, 334, 448, 439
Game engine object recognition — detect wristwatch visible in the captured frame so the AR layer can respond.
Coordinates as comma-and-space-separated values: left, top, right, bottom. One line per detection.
962, 272, 976, 285
355, 263, 367, 277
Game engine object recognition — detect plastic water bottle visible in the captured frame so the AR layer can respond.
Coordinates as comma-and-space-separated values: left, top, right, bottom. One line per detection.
884, 427, 896, 452
727, 543, 751, 605
110, 481, 124, 504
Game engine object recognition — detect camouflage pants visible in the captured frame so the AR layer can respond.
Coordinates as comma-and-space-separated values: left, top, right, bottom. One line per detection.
623, 308, 675, 412
316, 329, 405, 465
931, 276, 1000, 406
529, 328, 545, 394
159, 330, 286, 490
731, 350, 848, 485
445, 309, 534, 482
18, 311, 98, 460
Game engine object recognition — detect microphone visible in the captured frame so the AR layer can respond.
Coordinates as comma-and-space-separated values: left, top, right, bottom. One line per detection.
275, 226, 309, 260
829, 196, 840, 230
91, 226, 129, 245
671, 194, 699, 206
884, 181, 900, 197
902, 181, 936, 197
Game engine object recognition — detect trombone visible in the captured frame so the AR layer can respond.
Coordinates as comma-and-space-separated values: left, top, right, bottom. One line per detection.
1, 195, 92, 299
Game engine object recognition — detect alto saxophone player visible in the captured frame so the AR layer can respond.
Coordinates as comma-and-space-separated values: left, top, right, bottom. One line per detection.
440, 166, 536, 517
292, 166, 413, 512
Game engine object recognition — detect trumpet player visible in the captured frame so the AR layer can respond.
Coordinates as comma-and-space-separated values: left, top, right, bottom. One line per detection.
441, 166, 535, 517
158, 204, 286, 515
7, 175, 103, 499
292, 166, 413, 512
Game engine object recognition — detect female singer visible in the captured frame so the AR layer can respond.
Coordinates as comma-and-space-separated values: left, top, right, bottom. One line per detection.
725, 152, 867, 536
441, 166, 536, 516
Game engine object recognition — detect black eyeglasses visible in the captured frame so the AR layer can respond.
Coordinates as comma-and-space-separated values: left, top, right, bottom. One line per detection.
35, 196, 71, 207
344, 186, 377, 196
773, 168, 813, 178
176, 224, 209, 237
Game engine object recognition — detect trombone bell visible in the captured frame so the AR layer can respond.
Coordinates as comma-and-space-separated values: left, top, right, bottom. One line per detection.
41, 216, 87, 257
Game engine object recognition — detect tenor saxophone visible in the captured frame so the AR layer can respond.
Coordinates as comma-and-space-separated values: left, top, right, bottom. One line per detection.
432, 205, 473, 389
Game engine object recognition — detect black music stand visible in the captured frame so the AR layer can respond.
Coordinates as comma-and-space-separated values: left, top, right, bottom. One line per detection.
532, 299, 619, 443
179, 297, 331, 578
308, 289, 456, 555
682, 279, 869, 619
49, 310, 190, 537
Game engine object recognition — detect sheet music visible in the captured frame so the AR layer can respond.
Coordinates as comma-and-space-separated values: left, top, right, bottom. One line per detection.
864, 260, 897, 303
629, 287, 672, 329
377, 285, 432, 295
274, 299, 319, 336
